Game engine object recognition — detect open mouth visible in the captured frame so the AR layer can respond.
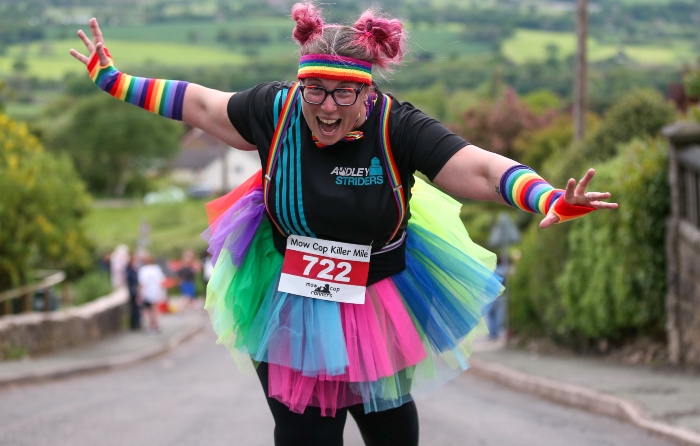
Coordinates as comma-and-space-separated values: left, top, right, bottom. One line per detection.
317, 117, 342, 135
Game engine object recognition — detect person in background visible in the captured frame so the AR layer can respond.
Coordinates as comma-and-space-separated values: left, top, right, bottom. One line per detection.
137, 254, 166, 335
202, 251, 214, 286
109, 244, 129, 289
98, 252, 111, 273
125, 252, 141, 330
177, 249, 200, 309
487, 255, 508, 341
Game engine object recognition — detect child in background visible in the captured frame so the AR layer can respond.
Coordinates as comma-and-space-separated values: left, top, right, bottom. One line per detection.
138, 254, 166, 334
178, 250, 200, 309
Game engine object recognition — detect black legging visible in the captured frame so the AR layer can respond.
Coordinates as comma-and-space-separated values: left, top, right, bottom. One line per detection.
256, 362, 420, 446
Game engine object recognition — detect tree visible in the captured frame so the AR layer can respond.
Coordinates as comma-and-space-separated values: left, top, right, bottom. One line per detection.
581, 88, 676, 161
513, 114, 575, 172
0, 113, 93, 291
11, 56, 28, 75
684, 68, 700, 99
453, 88, 555, 158
688, 68, 700, 122
47, 95, 184, 197
522, 89, 562, 115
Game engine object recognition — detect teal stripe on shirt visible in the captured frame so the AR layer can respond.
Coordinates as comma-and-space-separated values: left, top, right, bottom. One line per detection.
293, 94, 315, 237
279, 118, 294, 234
286, 110, 303, 236
273, 90, 292, 235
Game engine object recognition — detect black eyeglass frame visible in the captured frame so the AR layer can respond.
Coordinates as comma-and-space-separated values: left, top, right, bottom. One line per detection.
299, 84, 365, 106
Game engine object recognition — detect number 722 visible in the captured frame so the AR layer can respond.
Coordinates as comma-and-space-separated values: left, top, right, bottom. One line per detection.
302, 255, 352, 283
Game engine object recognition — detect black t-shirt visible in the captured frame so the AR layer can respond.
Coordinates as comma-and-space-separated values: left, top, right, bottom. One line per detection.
228, 81, 467, 284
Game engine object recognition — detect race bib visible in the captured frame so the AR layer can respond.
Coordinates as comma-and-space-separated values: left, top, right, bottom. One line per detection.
278, 235, 371, 304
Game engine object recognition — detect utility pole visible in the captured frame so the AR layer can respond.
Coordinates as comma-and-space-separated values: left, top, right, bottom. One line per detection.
573, 0, 588, 143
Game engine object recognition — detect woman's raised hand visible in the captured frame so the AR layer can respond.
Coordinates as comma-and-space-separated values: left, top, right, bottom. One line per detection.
69, 18, 110, 67
539, 168, 619, 228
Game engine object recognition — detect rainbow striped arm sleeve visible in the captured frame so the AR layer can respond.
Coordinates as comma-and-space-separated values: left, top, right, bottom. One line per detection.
87, 48, 188, 121
499, 165, 595, 223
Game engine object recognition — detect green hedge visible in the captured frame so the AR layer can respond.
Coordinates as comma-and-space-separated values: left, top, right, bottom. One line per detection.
510, 138, 669, 347
557, 139, 669, 344
71, 270, 113, 306
508, 88, 675, 348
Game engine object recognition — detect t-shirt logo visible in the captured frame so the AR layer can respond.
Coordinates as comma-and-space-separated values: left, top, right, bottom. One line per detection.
331, 157, 384, 186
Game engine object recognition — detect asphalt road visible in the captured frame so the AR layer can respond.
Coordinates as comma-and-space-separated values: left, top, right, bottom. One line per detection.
0, 326, 676, 446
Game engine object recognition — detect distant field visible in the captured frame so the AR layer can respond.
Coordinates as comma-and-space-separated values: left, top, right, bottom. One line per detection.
3, 102, 47, 121
4, 18, 495, 80
610, 0, 673, 3
47, 17, 294, 45
503, 28, 696, 65
407, 25, 492, 59
0, 39, 252, 80
86, 199, 210, 258
3, 15, 695, 81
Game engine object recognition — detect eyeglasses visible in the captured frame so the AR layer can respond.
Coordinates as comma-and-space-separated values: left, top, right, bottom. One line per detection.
299, 84, 364, 106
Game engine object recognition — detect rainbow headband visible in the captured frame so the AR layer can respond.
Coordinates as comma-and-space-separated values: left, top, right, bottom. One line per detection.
298, 54, 372, 84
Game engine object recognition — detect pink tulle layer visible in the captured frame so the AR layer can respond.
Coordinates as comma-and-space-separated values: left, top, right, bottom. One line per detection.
342, 279, 426, 381
265, 277, 428, 416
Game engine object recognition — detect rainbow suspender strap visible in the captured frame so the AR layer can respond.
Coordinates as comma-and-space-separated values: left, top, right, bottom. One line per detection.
500, 165, 595, 223
378, 95, 405, 243
87, 48, 188, 120
263, 82, 302, 236
264, 84, 405, 245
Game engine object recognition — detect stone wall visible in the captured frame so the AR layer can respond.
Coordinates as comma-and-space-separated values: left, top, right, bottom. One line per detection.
665, 122, 700, 366
0, 288, 128, 359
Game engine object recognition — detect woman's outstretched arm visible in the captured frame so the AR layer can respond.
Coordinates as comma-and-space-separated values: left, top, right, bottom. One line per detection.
69, 18, 256, 151
433, 144, 618, 228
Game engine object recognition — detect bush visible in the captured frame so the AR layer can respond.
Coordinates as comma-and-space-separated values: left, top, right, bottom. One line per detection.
0, 113, 93, 291
692, 106, 700, 124
510, 138, 669, 347
581, 88, 676, 161
688, 71, 700, 122
521, 89, 562, 115
557, 138, 669, 345
508, 214, 571, 338
71, 270, 113, 306
683, 68, 700, 99
508, 88, 676, 347
454, 88, 555, 159
513, 114, 575, 172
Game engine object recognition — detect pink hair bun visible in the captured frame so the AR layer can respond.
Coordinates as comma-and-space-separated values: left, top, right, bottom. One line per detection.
353, 9, 406, 69
291, 3, 324, 45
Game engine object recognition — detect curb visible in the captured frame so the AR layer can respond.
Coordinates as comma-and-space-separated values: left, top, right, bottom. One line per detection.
0, 319, 204, 388
469, 358, 700, 446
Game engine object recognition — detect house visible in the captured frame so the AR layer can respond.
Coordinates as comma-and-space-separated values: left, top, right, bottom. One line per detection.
171, 128, 261, 195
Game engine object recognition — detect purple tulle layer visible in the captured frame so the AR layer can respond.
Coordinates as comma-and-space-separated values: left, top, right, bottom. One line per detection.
202, 186, 265, 267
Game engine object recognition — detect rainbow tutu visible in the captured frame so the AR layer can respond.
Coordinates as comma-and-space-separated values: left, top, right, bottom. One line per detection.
203, 171, 503, 416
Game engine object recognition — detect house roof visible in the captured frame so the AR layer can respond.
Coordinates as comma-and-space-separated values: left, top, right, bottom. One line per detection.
173, 128, 230, 170
180, 127, 229, 150
172, 146, 224, 170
